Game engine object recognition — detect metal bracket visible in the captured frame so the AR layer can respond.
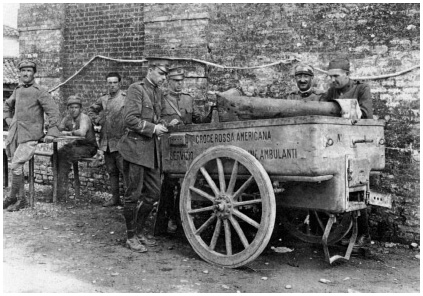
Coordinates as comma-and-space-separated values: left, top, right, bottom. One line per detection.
351, 136, 374, 148
368, 190, 392, 208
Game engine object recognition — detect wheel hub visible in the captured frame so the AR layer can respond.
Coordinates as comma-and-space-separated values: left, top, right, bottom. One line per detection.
214, 193, 232, 219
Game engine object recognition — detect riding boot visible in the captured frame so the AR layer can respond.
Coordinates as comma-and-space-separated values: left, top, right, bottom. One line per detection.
136, 203, 157, 246
7, 174, 27, 212
103, 175, 121, 207
123, 203, 147, 252
3, 173, 21, 209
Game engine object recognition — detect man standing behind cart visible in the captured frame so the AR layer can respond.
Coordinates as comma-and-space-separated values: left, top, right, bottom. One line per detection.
286, 64, 324, 101
3, 60, 61, 212
57, 95, 98, 199
89, 72, 127, 207
117, 58, 170, 253
158, 66, 214, 234
320, 57, 373, 247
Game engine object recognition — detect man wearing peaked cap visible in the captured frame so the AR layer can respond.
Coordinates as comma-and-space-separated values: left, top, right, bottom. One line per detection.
156, 66, 214, 235
320, 57, 374, 249
116, 57, 170, 253
286, 63, 324, 101
57, 95, 98, 200
3, 59, 61, 212
320, 57, 373, 119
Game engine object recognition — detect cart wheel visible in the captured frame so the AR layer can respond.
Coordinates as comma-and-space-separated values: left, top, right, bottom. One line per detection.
180, 145, 276, 268
281, 208, 352, 245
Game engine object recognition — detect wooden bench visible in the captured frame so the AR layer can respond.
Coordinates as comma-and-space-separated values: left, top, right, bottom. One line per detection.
30, 151, 96, 204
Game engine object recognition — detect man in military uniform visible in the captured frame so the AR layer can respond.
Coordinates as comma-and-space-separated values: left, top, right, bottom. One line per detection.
321, 57, 373, 247
286, 64, 324, 101
158, 66, 214, 234
320, 57, 373, 119
57, 95, 98, 199
3, 60, 61, 211
89, 72, 126, 207
117, 58, 170, 253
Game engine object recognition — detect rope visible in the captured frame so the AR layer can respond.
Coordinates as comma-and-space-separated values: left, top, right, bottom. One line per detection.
48, 55, 420, 93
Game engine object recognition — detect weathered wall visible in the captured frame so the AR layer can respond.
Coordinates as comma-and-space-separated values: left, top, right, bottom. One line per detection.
61, 3, 145, 113
16, 3, 420, 243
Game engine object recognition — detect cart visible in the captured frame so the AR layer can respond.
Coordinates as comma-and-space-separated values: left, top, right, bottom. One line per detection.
161, 108, 388, 268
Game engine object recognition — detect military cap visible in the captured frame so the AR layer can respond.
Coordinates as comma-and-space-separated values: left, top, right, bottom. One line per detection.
328, 58, 350, 71
67, 95, 82, 107
294, 64, 314, 76
146, 57, 171, 74
168, 67, 185, 80
18, 59, 37, 72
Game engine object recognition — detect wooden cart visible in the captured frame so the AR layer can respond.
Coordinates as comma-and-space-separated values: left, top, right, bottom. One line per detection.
161, 114, 388, 267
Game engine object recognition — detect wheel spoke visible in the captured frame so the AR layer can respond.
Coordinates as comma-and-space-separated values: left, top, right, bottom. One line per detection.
189, 186, 215, 202
229, 216, 249, 249
209, 218, 222, 250
233, 199, 262, 207
195, 214, 217, 235
200, 166, 220, 196
188, 205, 215, 215
232, 176, 254, 201
223, 219, 232, 255
216, 158, 226, 193
226, 160, 239, 195
313, 210, 326, 232
233, 209, 260, 229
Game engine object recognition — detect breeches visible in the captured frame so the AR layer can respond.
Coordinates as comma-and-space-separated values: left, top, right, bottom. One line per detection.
122, 159, 161, 207
10, 141, 38, 175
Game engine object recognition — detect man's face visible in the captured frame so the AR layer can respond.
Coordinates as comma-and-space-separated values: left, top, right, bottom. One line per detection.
168, 78, 184, 92
107, 76, 121, 95
295, 74, 313, 91
20, 67, 35, 84
147, 67, 167, 86
68, 104, 81, 119
328, 69, 350, 89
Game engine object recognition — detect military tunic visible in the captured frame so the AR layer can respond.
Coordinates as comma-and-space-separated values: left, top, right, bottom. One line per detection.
286, 87, 324, 101
320, 79, 373, 119
161, 89, 211, 125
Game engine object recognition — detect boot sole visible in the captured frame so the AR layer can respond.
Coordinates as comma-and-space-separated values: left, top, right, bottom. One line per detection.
125, 242, 148, 253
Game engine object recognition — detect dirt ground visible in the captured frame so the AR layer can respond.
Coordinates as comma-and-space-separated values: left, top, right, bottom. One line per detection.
2, 184, 420, 293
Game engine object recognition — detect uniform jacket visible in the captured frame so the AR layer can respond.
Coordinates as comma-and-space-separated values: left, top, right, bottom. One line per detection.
88, 90, 126, 152
3, 83, 61, 146
286, 87, 324, 101
320, 79, 373, 119
117, 78, 165, 168
161, 89, 210, 125
59, 113, 98, 148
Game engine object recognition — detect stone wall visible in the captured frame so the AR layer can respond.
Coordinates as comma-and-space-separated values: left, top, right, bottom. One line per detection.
16, 3, 420, 243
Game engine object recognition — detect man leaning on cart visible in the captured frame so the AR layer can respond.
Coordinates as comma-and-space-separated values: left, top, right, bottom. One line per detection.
320, 57, 373, 247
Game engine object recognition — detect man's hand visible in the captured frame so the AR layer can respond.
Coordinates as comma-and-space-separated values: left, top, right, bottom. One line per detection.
154, 124, 168, 137
168, 119, 181, 127
44, 135, 55, 143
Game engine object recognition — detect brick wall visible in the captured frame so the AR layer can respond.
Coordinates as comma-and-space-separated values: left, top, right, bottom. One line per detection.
16, 3, 420, 243
62, 3, 145, 113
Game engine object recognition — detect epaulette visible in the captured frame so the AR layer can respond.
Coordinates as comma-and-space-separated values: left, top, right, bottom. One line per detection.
181, 91, 193, 97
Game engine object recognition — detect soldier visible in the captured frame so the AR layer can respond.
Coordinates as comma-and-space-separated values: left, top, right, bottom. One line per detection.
321, 57, 373, 247
158, 66, 214, 234
116, 58, 170, 253
3, 60, 61, 211
286, 64, 324, 101
57, 95, 98, 199
320, 57, 373, 119
88, 72, 126, 207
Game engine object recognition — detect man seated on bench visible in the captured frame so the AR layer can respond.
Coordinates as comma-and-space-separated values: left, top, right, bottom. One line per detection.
57, 95, 98, 200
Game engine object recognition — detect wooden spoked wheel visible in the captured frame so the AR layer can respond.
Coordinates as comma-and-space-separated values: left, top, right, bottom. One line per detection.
180, 146, 276, 268
281, 208, 353, 245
